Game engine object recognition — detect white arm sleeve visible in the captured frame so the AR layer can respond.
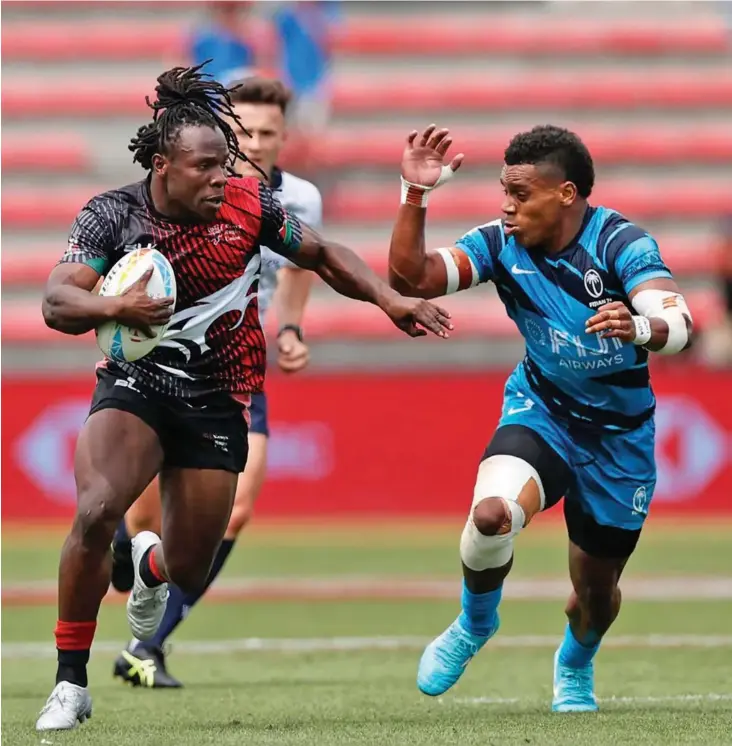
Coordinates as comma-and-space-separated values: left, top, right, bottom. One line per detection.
631, 289, 692, 355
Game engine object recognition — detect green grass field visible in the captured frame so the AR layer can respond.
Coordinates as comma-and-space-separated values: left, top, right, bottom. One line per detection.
3, 518, 731, 745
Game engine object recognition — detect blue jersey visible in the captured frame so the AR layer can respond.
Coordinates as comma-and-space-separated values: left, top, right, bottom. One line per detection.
456, 206, 673, 433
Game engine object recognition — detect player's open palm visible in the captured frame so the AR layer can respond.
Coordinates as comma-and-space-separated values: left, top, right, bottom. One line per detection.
116, 268, 174, 338
401, 124, 464, 188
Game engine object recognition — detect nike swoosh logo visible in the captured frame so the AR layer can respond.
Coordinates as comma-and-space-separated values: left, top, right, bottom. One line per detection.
511, 264, 535, 275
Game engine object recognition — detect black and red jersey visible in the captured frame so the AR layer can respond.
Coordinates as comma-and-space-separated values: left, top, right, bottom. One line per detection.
60, 176, 303, 398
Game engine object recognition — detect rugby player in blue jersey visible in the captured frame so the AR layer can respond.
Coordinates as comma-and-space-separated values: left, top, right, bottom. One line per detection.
388, 124, 694, 712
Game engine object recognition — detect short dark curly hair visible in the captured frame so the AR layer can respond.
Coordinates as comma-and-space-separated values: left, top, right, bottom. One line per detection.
504, 125, 595, 198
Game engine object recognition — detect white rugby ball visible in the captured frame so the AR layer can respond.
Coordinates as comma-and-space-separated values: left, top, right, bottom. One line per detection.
96, 247, 177, 363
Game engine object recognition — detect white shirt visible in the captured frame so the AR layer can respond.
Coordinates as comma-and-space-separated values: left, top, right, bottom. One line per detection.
259, 168, 323, 321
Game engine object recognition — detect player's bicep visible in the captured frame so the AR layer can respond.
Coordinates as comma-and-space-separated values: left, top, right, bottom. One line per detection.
614, 234, 673, 295
270, 220, 323, 269
431, 246, 481, 295
45, 262, 103, 295
628, 276, 682, 300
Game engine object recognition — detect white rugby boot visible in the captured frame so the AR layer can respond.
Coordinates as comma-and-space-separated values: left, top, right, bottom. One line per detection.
36, 682, 92, 731
127, 531, 168, 640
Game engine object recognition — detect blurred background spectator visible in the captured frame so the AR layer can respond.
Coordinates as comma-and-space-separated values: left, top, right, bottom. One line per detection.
698, 215, 732, 367
189, 1, 257, 83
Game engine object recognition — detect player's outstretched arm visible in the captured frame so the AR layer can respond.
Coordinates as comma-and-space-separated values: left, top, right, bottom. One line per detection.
43, 264, 174, 338
256, 182, 453, 339
287, 223, 453, 339
585, 277, 694, 354
389, 126, 472, 299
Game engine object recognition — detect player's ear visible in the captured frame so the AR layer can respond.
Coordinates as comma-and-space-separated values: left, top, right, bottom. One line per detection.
559, 181, 577, 207
151, 153, 169, 177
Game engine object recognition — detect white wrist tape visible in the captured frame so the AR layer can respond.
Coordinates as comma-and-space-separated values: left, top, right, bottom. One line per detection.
632, 316, 653, 346
631, 289, 692, 355
400, 164, 458, 208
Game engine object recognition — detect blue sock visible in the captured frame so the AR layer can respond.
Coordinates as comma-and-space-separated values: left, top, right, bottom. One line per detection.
112, 519, 130, 548
558, 623, 601, 668
146, 539, 236, 649
458, 580, 502, 637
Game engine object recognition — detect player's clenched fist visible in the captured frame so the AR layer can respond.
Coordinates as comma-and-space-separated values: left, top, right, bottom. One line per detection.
585, 301, 636, 342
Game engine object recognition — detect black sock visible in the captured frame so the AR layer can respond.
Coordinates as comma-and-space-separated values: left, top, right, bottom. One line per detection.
139, 545, 165, 588
112, 519, 130, 551
56, 649, 90, 688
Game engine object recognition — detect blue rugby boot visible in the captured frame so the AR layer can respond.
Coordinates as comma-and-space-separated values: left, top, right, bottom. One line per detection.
551, 630, 600, 712
417, 612, 499, 696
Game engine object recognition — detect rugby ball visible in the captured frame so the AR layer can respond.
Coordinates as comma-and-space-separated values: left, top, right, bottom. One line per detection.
96, 247, 176, 363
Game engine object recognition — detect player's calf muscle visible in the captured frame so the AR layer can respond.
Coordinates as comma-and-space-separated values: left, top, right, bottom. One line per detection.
568, 547, 627, 637
568, 585, 621, 638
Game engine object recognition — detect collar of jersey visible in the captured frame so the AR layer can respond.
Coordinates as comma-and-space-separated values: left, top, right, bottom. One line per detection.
528, 204, 596, 260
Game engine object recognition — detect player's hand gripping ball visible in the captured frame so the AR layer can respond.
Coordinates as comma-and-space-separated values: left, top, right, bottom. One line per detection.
96, 248, 176, 362
585, 301, 637, 342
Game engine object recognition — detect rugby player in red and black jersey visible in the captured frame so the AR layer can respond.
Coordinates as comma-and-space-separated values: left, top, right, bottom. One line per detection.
35, 63, 452, 732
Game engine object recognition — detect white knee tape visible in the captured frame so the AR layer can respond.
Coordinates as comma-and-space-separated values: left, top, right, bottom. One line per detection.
460, 455, 545, 572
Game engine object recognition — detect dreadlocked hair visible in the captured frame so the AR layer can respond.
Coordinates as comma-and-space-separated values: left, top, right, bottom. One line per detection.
128, 60, 265, 179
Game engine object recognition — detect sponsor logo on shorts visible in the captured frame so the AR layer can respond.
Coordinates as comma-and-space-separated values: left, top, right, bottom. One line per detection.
632, 485, 649, 516
114, 376, 143, 394
204, 433, 230, 453
506, 395, 535, 417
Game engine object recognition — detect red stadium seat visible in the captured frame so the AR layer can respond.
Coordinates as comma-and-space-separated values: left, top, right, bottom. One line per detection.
4, 126, 729, 178
2, 288, 721, 344
325, 182, 732, 223
4, 180, 730, 229
332, 72, 732, 112
5, 70, 732, 118
334, 17, 729, 56
3, 127, 727, 179
2, 17, 727, 61
1, 235, 719, 287
279, 125, 732, 169
2, 135, 90, 173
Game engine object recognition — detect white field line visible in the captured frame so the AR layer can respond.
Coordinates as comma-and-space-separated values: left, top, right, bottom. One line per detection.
448, 693, 732, 706
4, 575, 732, 601
5, 634, 732, 659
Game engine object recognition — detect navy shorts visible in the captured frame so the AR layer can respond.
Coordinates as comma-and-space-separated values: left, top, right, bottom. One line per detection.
249, 392, 269, 437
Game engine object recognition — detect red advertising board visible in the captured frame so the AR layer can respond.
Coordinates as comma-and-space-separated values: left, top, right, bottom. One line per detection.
2, 368, 730, 521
